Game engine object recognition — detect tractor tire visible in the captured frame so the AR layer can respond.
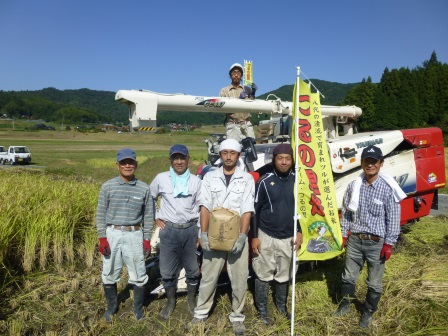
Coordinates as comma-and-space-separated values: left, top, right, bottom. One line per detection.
10, 160, 15, 166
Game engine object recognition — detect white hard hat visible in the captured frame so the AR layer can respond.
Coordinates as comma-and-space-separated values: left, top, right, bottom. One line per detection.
229, 63, 243, 75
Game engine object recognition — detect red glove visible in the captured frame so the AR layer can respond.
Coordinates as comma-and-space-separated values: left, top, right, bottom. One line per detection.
342, 237, 348, 249
99, 238, 111, 256
143, 239, 151, 258
380, 244, 392, 261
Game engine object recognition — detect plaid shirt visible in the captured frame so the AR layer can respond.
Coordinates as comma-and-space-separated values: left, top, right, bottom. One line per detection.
341, 176, 401, 245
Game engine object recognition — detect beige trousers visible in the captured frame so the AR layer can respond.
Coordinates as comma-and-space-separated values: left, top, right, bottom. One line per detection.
252, 229, 294, 283
194, 242, 249, 323
226, 122, 255, 142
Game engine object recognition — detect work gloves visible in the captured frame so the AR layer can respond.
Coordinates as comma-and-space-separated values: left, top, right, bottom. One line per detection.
239, 83, 257, 99
200, 232, 210, 251
143, 239, 151, 258
380, 244, 393, 261
342, 237, 348, 249
250, 83, 257, 97
99, 238, 152, 258
99, 238, 111, 256
232, 233, 247, 254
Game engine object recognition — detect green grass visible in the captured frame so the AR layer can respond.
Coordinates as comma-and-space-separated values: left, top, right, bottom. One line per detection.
0, 129, 447, 335
0, 128, 215, 181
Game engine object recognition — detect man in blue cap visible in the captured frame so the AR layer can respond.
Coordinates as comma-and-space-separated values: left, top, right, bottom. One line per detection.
96, 148, 153, 322
150, 144, 203, 320
334, 145, 401, 328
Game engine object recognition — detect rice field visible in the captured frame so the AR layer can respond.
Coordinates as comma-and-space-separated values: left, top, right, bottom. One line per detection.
0, 129, 447, 335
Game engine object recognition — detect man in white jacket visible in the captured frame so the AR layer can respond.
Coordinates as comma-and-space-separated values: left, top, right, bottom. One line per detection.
189, 139, 255, 336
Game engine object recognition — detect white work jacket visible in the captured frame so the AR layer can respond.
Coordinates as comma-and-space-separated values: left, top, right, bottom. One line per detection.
200, 166, 255, 216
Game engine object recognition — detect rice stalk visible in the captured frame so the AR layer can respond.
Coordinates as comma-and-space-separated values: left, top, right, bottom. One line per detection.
1, 170, 98, 273
8, 319, 24, 336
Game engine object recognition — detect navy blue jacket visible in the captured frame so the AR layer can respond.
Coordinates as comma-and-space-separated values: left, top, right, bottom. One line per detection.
254, 169, 300, 239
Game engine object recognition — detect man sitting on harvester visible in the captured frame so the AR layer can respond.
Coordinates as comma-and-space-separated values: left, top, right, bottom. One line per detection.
220, 63, 257, 142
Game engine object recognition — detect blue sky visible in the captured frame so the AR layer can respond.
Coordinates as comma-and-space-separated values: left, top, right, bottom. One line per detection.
1, 0, 447, 97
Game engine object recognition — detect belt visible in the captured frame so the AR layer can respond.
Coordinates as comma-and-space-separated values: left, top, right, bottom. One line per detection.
353, 233, 381, 242
167, 221, 197, 229
227, 119, 248, 125
107, 224, 141, 231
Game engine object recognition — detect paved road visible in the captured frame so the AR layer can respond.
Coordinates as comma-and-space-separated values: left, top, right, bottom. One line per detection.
429, 193, 448, 217
0, 164, 45, 169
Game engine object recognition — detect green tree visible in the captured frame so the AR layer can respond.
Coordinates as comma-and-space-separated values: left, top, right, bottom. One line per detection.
344, 77, 377, 131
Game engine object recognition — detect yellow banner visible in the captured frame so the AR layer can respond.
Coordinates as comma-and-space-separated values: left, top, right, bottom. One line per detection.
291, 77, 343, 261
244, 60, 253, 86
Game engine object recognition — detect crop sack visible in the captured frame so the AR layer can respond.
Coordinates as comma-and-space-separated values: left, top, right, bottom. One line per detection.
208, 207, 240, 251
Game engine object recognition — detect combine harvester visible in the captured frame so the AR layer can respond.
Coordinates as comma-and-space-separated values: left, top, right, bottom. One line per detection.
116, 89, 446, 294
116, 89, 446, 226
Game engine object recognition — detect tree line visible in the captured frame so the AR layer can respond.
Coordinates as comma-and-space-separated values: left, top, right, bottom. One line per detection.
0, 51, 446, 132
344, 51, 448, 133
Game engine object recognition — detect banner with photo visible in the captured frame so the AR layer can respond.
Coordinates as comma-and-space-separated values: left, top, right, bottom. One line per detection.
291, 77, 344, 261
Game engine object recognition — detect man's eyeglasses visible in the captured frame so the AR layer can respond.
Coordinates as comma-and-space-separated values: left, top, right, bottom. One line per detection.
170, 155, 188, 162
362, 158, 381, 166
231, 70, 242, 75
118, 159, 136, 166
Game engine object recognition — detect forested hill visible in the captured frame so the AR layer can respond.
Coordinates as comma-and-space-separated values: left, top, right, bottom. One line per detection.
257, 79, 359, 105
0, 81, 360, 126
0, 51, 447, 132
0, 88, 127, 124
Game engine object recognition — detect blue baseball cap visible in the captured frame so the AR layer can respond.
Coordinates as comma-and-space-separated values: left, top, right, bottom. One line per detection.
361, 145, 383, 160
117, 148, 136, 162
169, 144, 189, 156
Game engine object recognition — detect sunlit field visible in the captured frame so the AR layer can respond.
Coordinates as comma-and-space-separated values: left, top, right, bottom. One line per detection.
0, 128, 447, 336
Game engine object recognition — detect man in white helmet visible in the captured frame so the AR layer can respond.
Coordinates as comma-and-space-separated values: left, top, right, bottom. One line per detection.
219, 63, 256, 142
189, 139, 255, 336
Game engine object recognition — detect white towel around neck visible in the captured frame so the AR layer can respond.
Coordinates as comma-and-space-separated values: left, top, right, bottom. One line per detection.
347, 172, 407, 212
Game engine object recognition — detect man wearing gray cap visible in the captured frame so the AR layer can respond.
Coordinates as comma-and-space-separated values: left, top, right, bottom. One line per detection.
96, 148, 153, 322
189, 139, 255, 336
150, 144, 202, 320
334, 145, 401, 328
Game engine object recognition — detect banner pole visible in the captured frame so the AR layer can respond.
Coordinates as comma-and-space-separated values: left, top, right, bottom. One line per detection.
291, 66, 301, 336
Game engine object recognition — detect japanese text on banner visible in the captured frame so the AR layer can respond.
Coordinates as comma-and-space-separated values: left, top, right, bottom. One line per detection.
292, 77, 344, 261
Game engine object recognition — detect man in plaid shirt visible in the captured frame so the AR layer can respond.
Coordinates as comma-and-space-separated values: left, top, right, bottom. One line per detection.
334, 145, 401, 328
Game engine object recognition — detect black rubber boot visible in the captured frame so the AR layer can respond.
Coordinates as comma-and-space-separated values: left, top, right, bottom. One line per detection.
186, 283, 198, 315
160, 286, 176, 320
360, 289, 381, 328
275, 281, 291, 319
334, 282, 355, 316
133, 285, 146, 320
255, 278, 270, 324
103, 283, 118, 323
359, 309, 374, 328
